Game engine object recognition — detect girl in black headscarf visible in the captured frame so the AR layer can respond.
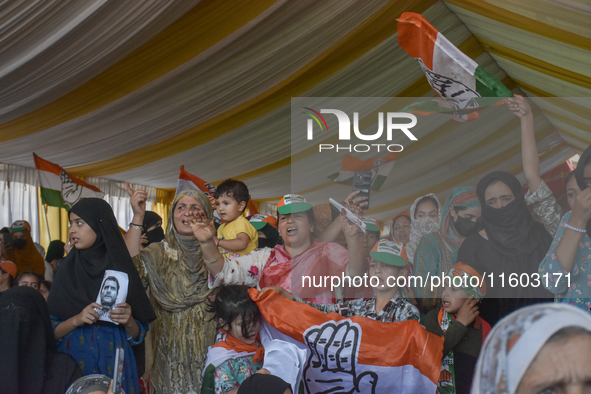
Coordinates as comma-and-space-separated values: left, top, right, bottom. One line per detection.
0, 286, 82, 394
457, 171, 553, 325
47, 198, 156, 394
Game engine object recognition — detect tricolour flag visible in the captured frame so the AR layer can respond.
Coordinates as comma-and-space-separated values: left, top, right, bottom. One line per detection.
397, 12, 513, 122
176, 166, 258, 215
251, 288, 443, 394
328, 152, 397, 191
34, 154, 104, 209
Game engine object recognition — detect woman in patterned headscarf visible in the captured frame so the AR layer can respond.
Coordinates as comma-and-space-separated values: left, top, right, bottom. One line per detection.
126, 186, 217, 394
405, 193, 442, 268
471, 303, 591, 394
414, 187, 481, 306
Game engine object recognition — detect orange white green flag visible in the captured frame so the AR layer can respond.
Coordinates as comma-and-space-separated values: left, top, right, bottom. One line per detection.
328, 152, 397, 191
397, 12, 513, 121
177, 166, 259, 215
251, 288, 443, 393
34, 154, 104, 209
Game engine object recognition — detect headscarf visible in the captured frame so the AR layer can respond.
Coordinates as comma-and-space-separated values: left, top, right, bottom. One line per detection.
471, 303, 591, 394
406, 193, 442, 265
440, 187, 480, 251
574, 144, 591, 235
476, 171, 548, 257
142, 211, 164, 245
388, 209, 411, 244
47, 198, 156, 325
45, 240, 65, 263
138, 189, 215, 312
0, 286, 81, 394
136, 190, 217, 392
5, 228, 45, 276
258, 223, 280, 249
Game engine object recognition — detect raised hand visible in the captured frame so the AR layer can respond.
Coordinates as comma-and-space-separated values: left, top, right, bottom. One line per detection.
303, 320, 378, 393
188, 210, 217, 244
507, 95, 530, 118
456, 297, 479, 327
343, 190, 368, 210
341, 193, 364, 239
126, 182, 147, 218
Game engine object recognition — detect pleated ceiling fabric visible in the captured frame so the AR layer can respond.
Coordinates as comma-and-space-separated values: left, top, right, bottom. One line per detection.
0, 0, 587, 219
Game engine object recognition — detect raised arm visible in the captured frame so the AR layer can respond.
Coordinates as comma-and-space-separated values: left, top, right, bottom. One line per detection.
318, 191, 367, 243
341, 198, 366, 278
509, 96, 541, 193
124, 182, 148, 257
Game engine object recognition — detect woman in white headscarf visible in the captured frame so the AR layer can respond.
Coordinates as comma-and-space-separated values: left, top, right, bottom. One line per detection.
471, 303, 591, 394
406, 193, 442, 268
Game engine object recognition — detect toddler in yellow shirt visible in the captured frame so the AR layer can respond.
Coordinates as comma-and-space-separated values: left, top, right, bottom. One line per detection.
213, 179, 258, 258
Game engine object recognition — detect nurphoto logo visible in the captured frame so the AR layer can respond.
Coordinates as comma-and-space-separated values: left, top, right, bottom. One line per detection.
303, 107, 418, 153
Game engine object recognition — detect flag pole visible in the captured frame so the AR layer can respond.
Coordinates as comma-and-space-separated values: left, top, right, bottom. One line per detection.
43, 202, 51, 242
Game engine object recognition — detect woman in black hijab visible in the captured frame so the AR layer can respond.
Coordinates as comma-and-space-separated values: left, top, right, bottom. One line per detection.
0, 286, 82, 394
47, 198, 156, 394
457, 171, 553, 325
142, 211, 164, 247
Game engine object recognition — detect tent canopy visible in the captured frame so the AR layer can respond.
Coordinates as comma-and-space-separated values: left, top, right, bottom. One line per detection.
0, 0, 588, 218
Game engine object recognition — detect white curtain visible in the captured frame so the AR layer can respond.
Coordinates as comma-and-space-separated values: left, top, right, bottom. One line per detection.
0, 164, 159, 240
0, 164, 41, 242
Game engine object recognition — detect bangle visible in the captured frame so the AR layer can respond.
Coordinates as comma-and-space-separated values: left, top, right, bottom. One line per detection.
203, 254, 220, 264
129, 223, 143, 231
217, 239, 221, 247
564, 223, 586, 233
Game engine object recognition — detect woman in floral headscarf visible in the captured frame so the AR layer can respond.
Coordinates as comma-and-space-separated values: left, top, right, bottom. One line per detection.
471, 303, 591, 394
414, 187, 481, 303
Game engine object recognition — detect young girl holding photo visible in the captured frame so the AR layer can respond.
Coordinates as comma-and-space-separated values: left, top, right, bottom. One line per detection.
47, 198, 156, 394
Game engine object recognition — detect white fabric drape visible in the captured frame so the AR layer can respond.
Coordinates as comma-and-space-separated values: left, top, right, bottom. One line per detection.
0, 164, 158, 240
0, 164, 40, 242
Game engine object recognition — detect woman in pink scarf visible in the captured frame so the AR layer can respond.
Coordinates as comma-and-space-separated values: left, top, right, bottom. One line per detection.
193, 194, 365, 303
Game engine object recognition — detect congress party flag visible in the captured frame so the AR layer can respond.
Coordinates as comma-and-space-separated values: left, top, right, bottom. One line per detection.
397, 12, 513, 121
177, 166, 258, 215
34, 154, 104, 209
328, 152, 397, 191
251, 288, 443, 394
176, 165, 217, 197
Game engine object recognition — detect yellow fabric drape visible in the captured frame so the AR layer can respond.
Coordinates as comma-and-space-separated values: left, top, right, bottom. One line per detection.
153, 189, 175, 231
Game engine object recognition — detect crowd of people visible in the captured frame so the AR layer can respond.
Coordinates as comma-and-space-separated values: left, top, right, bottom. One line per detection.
1, 98, 591, 394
